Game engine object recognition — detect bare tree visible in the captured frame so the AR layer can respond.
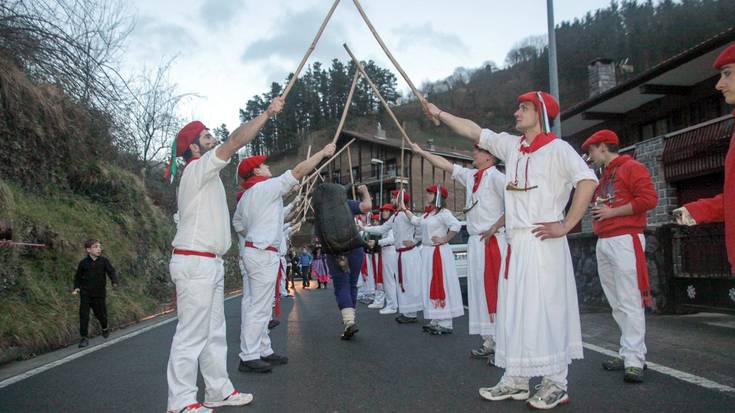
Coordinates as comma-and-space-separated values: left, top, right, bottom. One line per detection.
126, 58, 194, 174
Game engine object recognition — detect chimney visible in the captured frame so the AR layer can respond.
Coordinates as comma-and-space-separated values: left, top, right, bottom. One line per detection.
588, 58, 616, 97
375, 122, 386, 140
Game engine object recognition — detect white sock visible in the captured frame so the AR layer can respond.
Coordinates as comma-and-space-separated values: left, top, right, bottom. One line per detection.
341, 307, 356, 326
482, 335, 495, 350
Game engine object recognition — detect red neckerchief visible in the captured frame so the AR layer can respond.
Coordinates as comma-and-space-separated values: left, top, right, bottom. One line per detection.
595, 155, 632, 199
519, 132, 557, 154
472, 167, 490, 193
241, 176, 268, 191
423, 205, 434, 218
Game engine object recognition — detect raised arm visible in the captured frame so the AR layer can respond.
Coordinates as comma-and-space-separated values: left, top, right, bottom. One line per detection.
356, 185, 372, 214
216, 97, 284, 161
292, 143, 337, 180
422, 100, 482, 143
409, 142, 453, 173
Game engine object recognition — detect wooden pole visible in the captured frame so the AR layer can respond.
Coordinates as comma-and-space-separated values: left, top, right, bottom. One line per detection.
351, 0, 440, 126
343, 43, 414, 147
281, 0, 341, 99
399, 132, 406, 191
347, 144, 357, 199
331, 70, 361, 145
304, 138, 357, 184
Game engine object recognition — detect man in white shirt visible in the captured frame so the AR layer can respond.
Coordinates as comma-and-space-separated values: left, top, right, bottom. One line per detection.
423, 92, 597, 410
166, 97, 283, 413
409, 141, 506, 359
233, 143, 336, 373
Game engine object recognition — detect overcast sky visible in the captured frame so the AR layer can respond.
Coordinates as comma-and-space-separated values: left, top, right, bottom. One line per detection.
122, 0, 620, 130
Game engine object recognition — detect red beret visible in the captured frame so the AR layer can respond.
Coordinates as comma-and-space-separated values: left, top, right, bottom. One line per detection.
581, 129, 619, 152
518, 91, 560, 120
380, 203, 396, 212
237, 155, 267, 178
390, 189, 410, 203
175, 121, 207, 157
426, 184, 448, 199
714, 43, 735, 70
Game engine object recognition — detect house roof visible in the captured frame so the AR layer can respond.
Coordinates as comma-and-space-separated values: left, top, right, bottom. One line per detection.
340, 129, 473, 161
560, 27, 735, 137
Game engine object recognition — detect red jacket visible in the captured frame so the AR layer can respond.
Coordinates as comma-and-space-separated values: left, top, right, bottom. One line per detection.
684, 124, 735, 273
593, 155, 658, 238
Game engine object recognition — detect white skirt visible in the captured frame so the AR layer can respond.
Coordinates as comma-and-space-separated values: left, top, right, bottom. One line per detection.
467, 233, 508, 336
495, 230, 584, 377
396, 247, 423, 313
420, 244, 464, 320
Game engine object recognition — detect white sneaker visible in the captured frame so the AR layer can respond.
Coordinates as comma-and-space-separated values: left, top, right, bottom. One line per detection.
203, 390, 254, 408
379, 307, 397, 315
479, 378, 529, 401
167, 403, 213, 413
367, 302, 384, 309
526, 378, 569, 409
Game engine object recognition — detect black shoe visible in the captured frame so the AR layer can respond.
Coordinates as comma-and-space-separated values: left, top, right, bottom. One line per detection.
239, 359, 273, 373
78, 337, 89, 348
341, 323, 359, 340
102, 329, 110, 339
429, 326, 453, 335
395, 315, 418, 324
268, 319, 280, 330
422, 323, 436, 333
261, 353, 289, 365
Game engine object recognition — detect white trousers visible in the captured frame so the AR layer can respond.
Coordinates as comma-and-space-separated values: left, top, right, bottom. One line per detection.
467, 234, 508, 337
167, 255, 234, 411
357, 253, 376, 297
381, 246, 399, 310
596, 234, 647, 368
239, 248, 278, 362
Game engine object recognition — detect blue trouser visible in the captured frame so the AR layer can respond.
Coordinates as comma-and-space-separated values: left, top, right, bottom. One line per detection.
326, 248, 365, 310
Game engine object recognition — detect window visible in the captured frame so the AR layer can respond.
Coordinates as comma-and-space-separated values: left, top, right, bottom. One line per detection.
332, 169, 341, 184
352, 166, 361, 181
386, 159, 397, 177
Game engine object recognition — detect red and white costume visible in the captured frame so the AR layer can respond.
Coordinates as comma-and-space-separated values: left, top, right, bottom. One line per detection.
478, 94, 598, 385
583, 130, 658, 369
232, 157, 298, 363
167, 121, 235, 412
452, 163, 507, 341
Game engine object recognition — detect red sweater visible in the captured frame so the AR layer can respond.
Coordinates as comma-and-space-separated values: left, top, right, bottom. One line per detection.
684, 123, 735, 273
593, 155, 658, 238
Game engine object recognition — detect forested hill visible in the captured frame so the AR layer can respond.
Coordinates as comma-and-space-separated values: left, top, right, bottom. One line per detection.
240, 0, 735, 152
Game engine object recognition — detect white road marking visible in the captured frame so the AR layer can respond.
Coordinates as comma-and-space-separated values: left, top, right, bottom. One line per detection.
0, 294, 242, 390
463, 305, 735, 394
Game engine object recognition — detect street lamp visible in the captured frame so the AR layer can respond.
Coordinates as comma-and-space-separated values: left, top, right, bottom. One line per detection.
370, 158, 384, 207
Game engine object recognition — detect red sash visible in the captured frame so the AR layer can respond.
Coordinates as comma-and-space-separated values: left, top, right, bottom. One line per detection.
396, 244, 415, 292
504, 244, 511, 279
429, 245, 447, 308
631, 234, 653, 308
274, 261, 284, 317
483, 235, 502, 319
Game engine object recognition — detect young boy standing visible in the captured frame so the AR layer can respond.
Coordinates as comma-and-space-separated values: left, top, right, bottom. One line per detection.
73, 239, 119, 348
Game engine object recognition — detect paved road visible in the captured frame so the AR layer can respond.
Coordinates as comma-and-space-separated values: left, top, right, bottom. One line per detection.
1, 286, 733, 412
